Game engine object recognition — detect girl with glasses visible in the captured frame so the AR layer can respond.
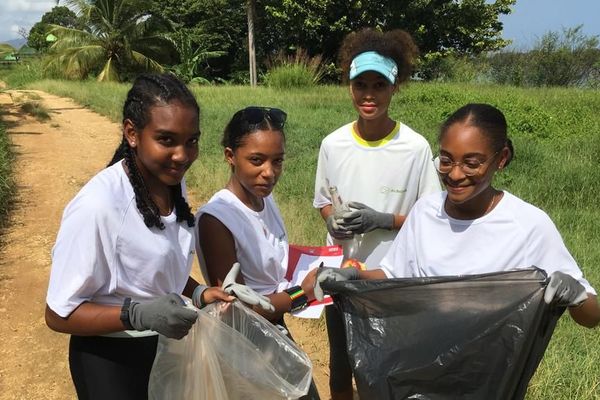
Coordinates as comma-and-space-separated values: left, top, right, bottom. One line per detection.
196, 106, 320, 399
317, 103, 600, 329
311, 28, 441, 399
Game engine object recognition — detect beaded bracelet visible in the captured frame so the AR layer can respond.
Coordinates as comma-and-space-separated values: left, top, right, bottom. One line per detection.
284, 285, 309, 312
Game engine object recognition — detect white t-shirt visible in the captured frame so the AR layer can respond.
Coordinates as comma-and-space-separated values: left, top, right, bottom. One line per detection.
47, 162, 195, 318
380, 191, 596, 295
195, 189, 289, 295
313, 121, 441, 266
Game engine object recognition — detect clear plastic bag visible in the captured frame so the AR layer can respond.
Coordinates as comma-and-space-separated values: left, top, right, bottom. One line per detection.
148, 300, 313, 400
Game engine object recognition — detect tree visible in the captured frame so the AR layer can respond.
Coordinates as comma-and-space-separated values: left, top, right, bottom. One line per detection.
27, 6, 80, 51
147, 0, 515, 82
148, 0, 248, 81
170, 35, 226, 83
260, 0, 514, 61
46, 0, 176, 81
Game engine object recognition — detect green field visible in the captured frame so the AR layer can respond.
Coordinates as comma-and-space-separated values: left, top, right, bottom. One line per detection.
3, 78, 599, 398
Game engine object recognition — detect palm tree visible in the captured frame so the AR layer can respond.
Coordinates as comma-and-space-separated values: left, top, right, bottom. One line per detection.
46, 0, 176, 81
170, 36, 225, 83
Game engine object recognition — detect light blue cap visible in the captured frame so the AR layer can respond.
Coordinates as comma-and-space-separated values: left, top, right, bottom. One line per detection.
349, 51, 398, 84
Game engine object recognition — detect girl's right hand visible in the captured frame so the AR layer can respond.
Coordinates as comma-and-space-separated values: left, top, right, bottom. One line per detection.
327, 214, 354, 239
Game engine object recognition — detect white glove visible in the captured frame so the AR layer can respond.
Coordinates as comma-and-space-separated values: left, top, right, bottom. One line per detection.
222, 263, 275, 312
544, 271, 588, 307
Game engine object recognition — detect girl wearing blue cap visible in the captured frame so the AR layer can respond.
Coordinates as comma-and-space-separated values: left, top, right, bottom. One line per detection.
312, 28, 441, 399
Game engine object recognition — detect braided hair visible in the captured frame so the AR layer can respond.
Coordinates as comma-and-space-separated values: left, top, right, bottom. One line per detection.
107, 73, 198, 230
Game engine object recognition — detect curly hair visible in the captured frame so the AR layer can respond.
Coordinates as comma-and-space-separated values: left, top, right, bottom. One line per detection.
107, 73, 198, 230
338, 28, 419, 85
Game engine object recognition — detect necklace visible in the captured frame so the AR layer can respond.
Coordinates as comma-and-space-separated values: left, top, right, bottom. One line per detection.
484, 191, 500, 215
151, 192, 173, 215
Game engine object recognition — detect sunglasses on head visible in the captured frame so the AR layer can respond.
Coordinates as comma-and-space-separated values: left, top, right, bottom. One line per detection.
234, 106, 287, 130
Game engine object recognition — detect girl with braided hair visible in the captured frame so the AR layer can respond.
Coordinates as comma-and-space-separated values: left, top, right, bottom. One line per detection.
45, 73, 269, 399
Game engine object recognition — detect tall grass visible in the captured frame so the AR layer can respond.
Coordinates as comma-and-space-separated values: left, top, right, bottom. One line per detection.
21, 79, 600, 399
0, 59, 46, 88
264, 49, 326, 88
0, 121, 15, 231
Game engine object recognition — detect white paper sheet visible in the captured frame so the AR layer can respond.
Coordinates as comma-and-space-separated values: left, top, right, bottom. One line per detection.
286, 245, 343, 319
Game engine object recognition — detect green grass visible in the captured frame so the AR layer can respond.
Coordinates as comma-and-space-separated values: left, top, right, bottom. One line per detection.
0, 120, 15, 232
19, 100, 51, 121
0, 59, 45, 88
16, 78, 600, 399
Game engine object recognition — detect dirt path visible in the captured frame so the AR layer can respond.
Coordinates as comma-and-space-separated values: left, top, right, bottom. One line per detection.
0, 89, 330, 399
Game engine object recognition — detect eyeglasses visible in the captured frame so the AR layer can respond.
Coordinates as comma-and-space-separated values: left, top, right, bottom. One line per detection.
233, 106, 287, 130
433, 152, 499, 176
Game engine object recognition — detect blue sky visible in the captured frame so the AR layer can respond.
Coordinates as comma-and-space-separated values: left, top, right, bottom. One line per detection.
499, 0, 600, 49
0, 0, 599, 49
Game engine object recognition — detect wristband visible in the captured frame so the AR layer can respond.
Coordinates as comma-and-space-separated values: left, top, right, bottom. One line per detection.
284, 285, 309, 312
120, 297, 134, 330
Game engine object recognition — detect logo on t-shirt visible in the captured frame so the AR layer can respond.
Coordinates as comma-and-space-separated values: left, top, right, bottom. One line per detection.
380, 186, 407, 194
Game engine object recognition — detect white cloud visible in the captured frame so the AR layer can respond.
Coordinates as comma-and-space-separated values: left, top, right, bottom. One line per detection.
4, 0, 56, 13
0, 0, 56, 42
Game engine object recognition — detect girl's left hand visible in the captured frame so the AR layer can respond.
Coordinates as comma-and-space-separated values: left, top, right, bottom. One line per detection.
201, 287, 236, 305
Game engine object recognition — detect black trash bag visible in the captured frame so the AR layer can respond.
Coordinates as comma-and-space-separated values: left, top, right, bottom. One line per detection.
322, 268, 564, 400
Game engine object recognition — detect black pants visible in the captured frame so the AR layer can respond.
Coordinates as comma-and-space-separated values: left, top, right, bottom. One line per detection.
325, 305, 354, 393
69, 335, 158, 400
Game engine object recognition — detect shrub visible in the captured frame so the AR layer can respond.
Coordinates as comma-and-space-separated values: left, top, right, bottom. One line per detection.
488, 52, 528, 86
19, 101, 51, 121
488, 26, 600, 87
0, 59, 46, 88
264, 49, 325, 89
228, 70, 251, 85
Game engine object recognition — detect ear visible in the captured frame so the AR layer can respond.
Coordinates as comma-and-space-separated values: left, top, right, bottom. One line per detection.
392, 82, 400, 94
224, 147, 235, 167
497, 146, 510, 170
123, 119, 138, 148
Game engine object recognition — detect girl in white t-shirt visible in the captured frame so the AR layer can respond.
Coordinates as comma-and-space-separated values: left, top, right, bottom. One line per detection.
316, 103, 600, 329
45, 74, 267, 399
196, 106, 320, 399
312, 28, 441, 399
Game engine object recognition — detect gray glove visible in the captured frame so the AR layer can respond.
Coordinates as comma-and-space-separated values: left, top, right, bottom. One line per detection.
314, 266, 360, 301
326, 214, 354, 240
129, 293, 198, 339
223, 262, 275, 312
544, 271, 588, 307
341, 201, 394, 234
